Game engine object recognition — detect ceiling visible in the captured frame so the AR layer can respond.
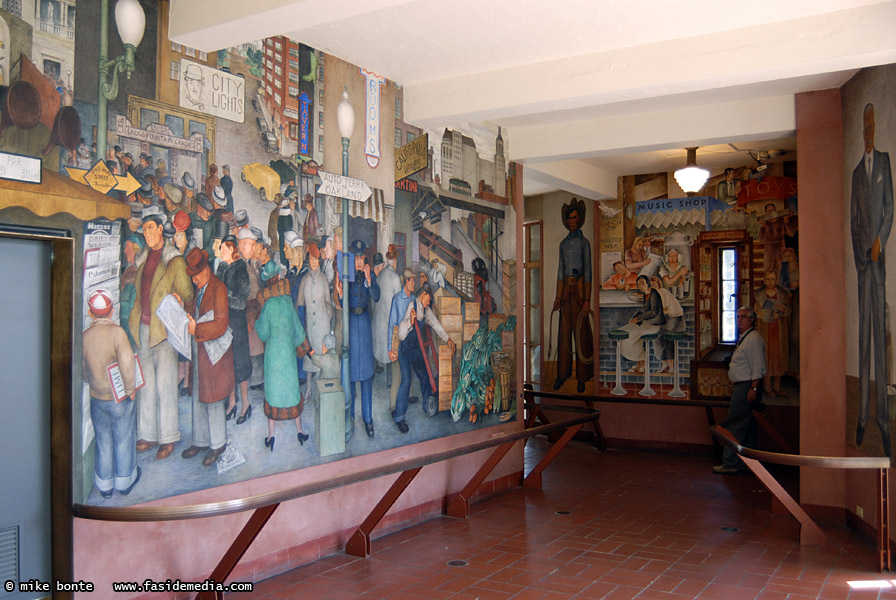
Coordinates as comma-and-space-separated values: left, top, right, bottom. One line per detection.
171, 0, 896, 199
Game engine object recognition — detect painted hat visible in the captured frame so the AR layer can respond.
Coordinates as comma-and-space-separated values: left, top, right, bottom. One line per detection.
221, 234, 238, 246
196, 192, 214, 212
307, 243, 320, 259
172, 210, 191, 232
260, 260, 280, 282
349, 239, 366, 255
163, 183, 183, 205
213, 220, 230, 240
126, 232, 146, 249
283, 231, 299, 247
288, 236, 304, 250
184, 248, 209, 276
237, 228, 256, 241
234, 209, 249, 227
181, 172, 196, 191
213, 185, 227, 207
162, 220, 176, 238
373, 252, 384, 266
136, 178, 154, 198
250, 226, 265, 243
87, 289, 114, 317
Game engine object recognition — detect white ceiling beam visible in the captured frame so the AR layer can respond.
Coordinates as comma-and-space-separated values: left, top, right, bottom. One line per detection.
523, 160, 618, 200
404, 2, 896, 128
168, 0, 411, 52
511, 95, 796, 164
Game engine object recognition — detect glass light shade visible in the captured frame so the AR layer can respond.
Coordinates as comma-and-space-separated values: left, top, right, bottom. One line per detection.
115, 0, 146, 47
674, 165, 710, 193
336, 88, 354, 140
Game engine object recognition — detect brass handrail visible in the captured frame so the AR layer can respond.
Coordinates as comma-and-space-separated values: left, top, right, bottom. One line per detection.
72, 406, 599, 522
710, 426, 890, 469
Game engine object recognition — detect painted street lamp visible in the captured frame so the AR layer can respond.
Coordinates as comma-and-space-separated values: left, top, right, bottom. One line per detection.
97, 0, 145, 163
336, 86, 354, 438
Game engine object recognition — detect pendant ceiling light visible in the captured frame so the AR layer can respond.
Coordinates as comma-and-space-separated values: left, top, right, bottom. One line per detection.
674, 147, 710, 196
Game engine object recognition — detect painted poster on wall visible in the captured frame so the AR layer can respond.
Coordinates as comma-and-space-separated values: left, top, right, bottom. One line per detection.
843, 65, 896, 459
0, 2, 517, 506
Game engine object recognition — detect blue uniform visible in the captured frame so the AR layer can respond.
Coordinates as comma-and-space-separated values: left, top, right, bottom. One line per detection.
347, 271, 380, 424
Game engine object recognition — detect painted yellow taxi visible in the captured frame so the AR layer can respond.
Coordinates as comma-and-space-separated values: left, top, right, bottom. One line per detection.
240, 162, 280, 202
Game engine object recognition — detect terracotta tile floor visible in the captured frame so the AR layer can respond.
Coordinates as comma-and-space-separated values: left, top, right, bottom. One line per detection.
231, 439, 896, 599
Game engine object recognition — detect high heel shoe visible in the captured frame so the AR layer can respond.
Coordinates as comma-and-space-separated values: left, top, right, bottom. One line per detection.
264, 436, 275, 451
237, 404, 252, 424
225, 405, 237, 421
297, 432, 309, 446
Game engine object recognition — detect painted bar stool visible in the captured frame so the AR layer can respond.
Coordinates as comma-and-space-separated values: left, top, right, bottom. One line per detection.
608, 329, 629, 396
639, 332, 659, 397
665, 331, 689, 398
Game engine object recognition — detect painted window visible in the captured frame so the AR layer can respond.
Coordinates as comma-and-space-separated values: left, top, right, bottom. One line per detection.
720, 248, 737, 343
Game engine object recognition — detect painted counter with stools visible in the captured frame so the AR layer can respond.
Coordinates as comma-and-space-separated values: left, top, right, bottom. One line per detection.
598, 289, 695, 397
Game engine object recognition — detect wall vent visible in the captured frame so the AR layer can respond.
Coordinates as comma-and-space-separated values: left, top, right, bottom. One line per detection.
0, 524, 18, 597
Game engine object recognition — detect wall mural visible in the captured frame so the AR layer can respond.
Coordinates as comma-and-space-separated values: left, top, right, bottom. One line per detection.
0, 3, 516, 506
843, 65, 896, 459
595, 167, 800, 402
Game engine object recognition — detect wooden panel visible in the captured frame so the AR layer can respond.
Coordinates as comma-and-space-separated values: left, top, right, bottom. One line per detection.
439, 296, 462, 315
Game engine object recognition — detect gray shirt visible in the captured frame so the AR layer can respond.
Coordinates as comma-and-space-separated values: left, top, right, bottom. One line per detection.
728, 328, 766, 383
558, 229, 592, 282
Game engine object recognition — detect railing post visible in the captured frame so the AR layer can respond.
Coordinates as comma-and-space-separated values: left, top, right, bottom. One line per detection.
345, 467, 422, 558
195, 504, 280, 600
524, 424, 582, 489
446, 441, 516, 518
879, 467, 891, 572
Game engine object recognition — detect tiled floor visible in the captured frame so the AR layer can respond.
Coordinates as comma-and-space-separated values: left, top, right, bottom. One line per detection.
232, 438, 895, 599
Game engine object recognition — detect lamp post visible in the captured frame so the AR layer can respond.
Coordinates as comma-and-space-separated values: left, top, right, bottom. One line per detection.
336, 87, 354, 435
96, 0, 145, 163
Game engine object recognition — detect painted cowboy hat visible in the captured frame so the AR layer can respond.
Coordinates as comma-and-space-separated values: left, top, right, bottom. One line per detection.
560, 198, 586, 231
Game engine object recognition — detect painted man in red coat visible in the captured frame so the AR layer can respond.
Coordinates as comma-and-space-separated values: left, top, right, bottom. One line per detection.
178, 248, 236, 467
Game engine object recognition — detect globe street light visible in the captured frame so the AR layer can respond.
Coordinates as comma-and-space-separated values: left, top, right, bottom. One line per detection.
97, 0, 146, 163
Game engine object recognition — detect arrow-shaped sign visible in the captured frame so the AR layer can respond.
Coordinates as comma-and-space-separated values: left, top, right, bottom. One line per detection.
68, 163, 142, 196
316, 170, 372, 202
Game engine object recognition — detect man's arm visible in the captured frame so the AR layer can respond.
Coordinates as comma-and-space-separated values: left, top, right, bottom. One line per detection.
397, 301, 415, 342
874, 152, 894, 260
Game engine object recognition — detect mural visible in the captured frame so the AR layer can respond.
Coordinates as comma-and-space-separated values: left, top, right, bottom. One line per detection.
595, 166, 800, 401
843, 65, 896, 458
0, 3, 516, 506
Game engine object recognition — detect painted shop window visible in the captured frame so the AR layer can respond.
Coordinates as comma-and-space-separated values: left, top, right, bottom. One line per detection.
139, 108, 159, 128
189, 120, 206, 139
165, 115, 185, 138
169, 61, 179, 81
407, 131, 416, 144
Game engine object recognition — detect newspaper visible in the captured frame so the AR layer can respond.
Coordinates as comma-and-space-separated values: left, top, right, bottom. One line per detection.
155, 295, 191, 359
196, 310, 233, 366
106, 354, 146, 403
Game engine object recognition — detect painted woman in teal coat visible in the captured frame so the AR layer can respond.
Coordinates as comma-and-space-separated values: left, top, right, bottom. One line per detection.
255, 262, 312, 452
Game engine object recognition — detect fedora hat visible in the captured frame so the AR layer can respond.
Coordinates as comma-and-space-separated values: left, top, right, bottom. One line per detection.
185, 248, 209, 276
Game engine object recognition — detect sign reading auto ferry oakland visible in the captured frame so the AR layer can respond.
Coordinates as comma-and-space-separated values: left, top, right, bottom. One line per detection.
179, 59, 245, 123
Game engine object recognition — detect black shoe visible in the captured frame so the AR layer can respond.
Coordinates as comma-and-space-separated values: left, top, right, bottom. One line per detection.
553, 378, 565, 390
409, 396, 419, 404
119, 466, 142, 495
375, 365, 383, 374
99, 488, 113, 499
250, 383, 265, 391
225, 405, 237, 421
857, 423, 865, 446
577, 381, 585, 393
365, 422, 375, 438
297, 432, 309, 446
396, 420, 409, 434
264, 436, 275, 451
236, 404, 252, 424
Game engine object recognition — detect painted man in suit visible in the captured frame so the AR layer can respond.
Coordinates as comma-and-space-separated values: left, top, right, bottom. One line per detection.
852, 102, 894, 456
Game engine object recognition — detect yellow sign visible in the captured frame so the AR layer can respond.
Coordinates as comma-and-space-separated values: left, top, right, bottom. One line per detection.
395, 133, 428, 182
68, 164, 142, 196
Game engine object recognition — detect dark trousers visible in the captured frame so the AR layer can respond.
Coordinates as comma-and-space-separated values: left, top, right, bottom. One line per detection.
394, 338, 432, 423
722, 381, 761, 469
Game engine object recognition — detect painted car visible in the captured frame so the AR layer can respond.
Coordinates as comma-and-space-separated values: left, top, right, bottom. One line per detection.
240, 162, 280, 201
